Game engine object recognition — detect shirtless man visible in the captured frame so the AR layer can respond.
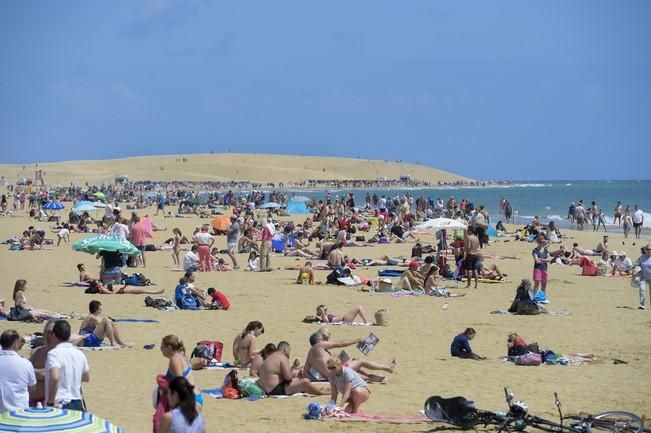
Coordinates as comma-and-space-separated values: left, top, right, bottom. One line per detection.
464, 228, 481, 288
317, 241, 335, 260
256, 341, 327, 396
594, 236, 609, 254
335, 229, 365, 247
303, 331, 396, 383
327, 244, 346, 269
72, 300, 133, 348
400, 261, 424, 291
29, 321, 57, 406
77, 263, 96, 282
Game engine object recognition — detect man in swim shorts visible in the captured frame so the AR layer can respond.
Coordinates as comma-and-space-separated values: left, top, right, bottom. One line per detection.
464, 228, 480, 288
257, 342, 327, 396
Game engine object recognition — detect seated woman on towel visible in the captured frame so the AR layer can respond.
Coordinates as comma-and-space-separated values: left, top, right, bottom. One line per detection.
508, 279, 547, 315
475, 255, 506, 280
285, 232, 318, 258
72, 300, 133, 348
316, 304, 368, 324
12, 279, 68, 320
232, 321, 265, 368
507, 332, 529, 357
423, 266, 463, 297
327, 356, 371, 413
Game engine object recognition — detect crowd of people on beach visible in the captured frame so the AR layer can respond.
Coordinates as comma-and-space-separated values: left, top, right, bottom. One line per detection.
0, 179, 649, 432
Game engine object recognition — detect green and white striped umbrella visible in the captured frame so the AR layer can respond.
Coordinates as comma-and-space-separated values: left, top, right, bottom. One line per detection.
0, 407, 124, 432
72, 235, 140, 256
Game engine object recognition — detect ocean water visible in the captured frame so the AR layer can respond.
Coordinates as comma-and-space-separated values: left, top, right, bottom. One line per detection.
287, 180, 651, 228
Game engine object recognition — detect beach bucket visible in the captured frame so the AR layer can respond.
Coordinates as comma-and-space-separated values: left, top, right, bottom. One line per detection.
375, 308, 389, 326
377, 279, 393, 292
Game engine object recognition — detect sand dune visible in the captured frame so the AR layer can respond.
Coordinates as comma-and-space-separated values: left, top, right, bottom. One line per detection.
0, 153, 471, 186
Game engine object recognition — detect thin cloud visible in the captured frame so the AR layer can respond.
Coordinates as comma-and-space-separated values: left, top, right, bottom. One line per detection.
207, 32, 238, 57
119, 0, 197, 40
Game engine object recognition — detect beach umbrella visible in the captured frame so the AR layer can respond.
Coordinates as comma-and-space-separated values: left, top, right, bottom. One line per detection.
43, 201, 65, 210
73, 203, 98, 214
416, 218, 467, 230
261, 202, 281, 209
0, 407, 124, 432
211, 215, 231, 231
73, 235, 140, 256
92, 191, 106, 201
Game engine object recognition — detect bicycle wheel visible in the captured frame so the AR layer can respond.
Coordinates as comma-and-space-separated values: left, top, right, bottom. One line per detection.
587, 411, 643, 433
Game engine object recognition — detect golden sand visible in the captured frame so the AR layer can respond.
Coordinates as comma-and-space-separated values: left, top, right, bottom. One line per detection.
0, 206, 649, 432
0, 153, 471, 185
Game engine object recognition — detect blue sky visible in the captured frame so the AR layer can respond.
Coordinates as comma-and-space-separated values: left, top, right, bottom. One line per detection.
0, 1, 648, 180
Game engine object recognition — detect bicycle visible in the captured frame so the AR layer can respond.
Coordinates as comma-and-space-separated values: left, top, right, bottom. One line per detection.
424, 388, 644, 433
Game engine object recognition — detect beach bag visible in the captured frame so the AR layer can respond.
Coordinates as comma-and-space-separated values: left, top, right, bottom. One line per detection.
8, 306, 33, 322
124, 273, 150, 286
191, 340, 223, 362
222, 370, 240, 399
180, 294, 199, 310
526, 343, 540, 354
374, 308, 389, 326
237, 376, 264, 398
326, 267, 348, 285
515, 352, 542, 366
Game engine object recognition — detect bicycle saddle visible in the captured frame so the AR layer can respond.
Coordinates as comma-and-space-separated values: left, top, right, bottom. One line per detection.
425, 396, 477, 428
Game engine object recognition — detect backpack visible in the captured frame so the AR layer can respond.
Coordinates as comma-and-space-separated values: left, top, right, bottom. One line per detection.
191, 340, 223, 362
210, 291, 230, 310
326, 267, 348, 285
124, 273, 150, 286
181, 294, 199, 310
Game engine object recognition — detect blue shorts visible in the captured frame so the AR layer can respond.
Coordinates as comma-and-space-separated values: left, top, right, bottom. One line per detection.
84, 333, 102, 348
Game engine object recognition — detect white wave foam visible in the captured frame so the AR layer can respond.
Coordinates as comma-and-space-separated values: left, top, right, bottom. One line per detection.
515, 183, 551, 188
546, 215, 563, 221
565, 183, 572, 186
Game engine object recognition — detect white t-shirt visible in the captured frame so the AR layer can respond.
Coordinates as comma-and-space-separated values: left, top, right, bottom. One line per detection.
45, 343, 89, 404
194, 232, 213, 245
614, 257, 633, 271
0, 350, 36, 412
110, 223, 129, 240
183, 251, 199, 271
57, 228, 70, 238
633, 209, 644, 224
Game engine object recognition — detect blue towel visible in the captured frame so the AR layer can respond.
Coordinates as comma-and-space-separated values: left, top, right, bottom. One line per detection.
378, 269, 403, 277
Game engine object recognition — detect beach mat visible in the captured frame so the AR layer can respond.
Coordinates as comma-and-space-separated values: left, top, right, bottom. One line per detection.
112, 318, 160, 323
377, 269, 403, 277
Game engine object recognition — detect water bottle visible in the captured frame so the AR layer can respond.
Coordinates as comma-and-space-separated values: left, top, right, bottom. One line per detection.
443, 302, 448, 310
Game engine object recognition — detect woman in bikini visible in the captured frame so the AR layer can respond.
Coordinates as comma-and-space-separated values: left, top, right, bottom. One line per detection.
12, 279, 68, 320
232, 321, 265, 368
316, 304, 368, 324
171, 228, 182, 268
160, 334, 204, 408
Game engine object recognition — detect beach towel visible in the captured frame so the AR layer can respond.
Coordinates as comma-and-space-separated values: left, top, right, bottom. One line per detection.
490, 309, 572, 317
310, 321, 376, 326
202, 361, 239, 370
112, 318, 160, 323
377, 269, 404, 277
62, 281, 91, 287
316, 406, 428, 424
201, 388, 309, 399
77, 344, 122, 351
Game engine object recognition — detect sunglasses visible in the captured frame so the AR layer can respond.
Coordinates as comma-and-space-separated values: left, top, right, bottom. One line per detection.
327, 366, 337, 370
